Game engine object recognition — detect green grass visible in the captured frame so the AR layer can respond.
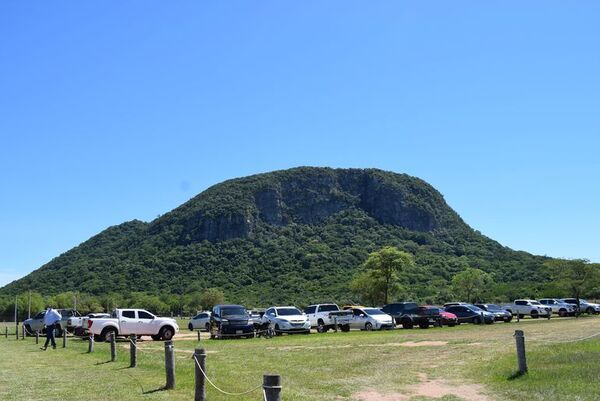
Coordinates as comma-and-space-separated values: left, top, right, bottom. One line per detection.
0, 316, 599, 400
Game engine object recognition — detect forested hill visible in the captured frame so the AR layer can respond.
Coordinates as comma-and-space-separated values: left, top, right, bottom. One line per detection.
0, 167, 549, 305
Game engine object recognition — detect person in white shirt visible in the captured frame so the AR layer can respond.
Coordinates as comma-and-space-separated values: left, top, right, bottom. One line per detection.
41, 306, 62, 350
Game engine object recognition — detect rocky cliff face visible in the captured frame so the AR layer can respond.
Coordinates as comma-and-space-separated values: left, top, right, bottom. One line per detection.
151, 167, 465, 244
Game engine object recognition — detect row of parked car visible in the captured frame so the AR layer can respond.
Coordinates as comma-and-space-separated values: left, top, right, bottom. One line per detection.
187, 297, 600, 339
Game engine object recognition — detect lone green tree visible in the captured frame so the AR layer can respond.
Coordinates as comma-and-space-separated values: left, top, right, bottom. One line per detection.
544, 259, 600, 312
451, 268, 493, 303
200, 288, 225, 311
350, 247, 414, 305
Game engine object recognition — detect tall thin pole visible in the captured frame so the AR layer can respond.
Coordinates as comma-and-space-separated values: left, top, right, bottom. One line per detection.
28, 291, 31, 319
14, 296, 18, 339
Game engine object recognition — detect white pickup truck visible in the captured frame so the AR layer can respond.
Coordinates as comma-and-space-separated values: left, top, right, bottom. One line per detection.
304, 304, 352, 333
88, 309, 179, 342
501, 300, 551, 319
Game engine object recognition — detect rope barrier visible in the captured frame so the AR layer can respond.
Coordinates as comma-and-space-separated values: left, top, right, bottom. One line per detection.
192, 355, 263, 396
528, 331, 600, 344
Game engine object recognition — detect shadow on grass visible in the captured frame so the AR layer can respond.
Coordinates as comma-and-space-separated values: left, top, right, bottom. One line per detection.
94, 360, 114, 366
143, 387, 167, 394
507, 370, 528, 380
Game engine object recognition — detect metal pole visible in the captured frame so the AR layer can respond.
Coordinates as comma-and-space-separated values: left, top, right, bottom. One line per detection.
165, 340, 175, 389
110, 333, 117, 362
514, 330, 528, 375
130, 334, 137, 368
88, 335, 94, 353
263, 374, 282, 401
194, 348, 206, 401
62, 329, 67, 348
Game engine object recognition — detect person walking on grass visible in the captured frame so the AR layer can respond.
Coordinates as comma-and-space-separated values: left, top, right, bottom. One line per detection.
41, 306, 61, 350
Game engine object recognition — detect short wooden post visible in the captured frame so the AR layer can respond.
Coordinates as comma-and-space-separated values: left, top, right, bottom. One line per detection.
333, 317, 338, 332
194, 348, 206, 401
63, 329, 67, 348
480, 312, 484, 324
88, 335, 94, 353
21, 324, 25, 339
4, 326, 7, 338
130, 334, 137, 368
514, 330, 528, 375
197, 330, 201, 341
516, 312, 520, 323
165, 340, 175, 389
35, 330, 39, 344
263, 374, 282, 401
110, 333, 117, 362
15, 322, 19, 340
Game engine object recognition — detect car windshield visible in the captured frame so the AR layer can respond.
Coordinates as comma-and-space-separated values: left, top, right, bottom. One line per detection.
425, 307, 441, 314
363, 308, 385, 315
468, 305, 483, 312
221, 307, 247, 317
530, 301, 542, 305
276, 308, 302, 316
418, 307, 439, 315
319, 305, 339, 312
485, 304, 503, 311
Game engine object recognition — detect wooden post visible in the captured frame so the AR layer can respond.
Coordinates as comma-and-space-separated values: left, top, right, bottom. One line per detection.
110, 333, 117, 362
130, 334, 137, 368
333, 317, 338, 332
16, 323, 19, 340
194, 348, 206, 401
165, 340, 175, 389
35, 330, 39, 344
5, 326, 7, 338
197, 330, 201, 342
516, 312, 520, 323
514, 330, 528, 375
88, 335, 94, 353
21, 324, 25, 339
62, 329, 67, 348
263, 374, 282, 401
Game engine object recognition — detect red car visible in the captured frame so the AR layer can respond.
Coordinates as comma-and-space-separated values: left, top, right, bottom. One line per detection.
422, 306, 458, 327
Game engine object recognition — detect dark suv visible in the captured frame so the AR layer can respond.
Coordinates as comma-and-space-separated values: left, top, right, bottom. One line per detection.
381, 302, 440, 329
209, 304, 255, 339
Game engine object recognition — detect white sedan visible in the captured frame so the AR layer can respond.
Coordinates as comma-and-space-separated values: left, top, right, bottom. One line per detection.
262, 306, 311, 335
188, 311, 212, 331
348, 307, 394, 331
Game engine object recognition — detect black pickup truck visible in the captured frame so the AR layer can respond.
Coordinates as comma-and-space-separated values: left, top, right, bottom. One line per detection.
381, 302, 441, 329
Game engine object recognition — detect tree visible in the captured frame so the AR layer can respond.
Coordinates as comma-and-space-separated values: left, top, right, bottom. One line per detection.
200, 288, 225, 311
350, 247, 414, 305
545, 259, 600, 311
451, 268, 493, 303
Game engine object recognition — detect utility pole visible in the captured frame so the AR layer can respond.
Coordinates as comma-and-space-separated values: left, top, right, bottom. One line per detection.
28, 291, 31, 319
14, 296, 18, 336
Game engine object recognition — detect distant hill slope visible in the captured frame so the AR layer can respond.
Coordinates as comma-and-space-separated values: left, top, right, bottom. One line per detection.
0, 167, 548, 305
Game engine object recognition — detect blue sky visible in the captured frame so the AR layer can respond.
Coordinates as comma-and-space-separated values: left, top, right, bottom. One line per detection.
1, 2, 599, 287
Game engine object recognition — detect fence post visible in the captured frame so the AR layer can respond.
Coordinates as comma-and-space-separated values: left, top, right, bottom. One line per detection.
263, 374, 282, 401
514, 330, 528, 375
15, 322, 19, 340
110, 333, 117, 362
63, 330, 67, 348
194, 348, 206, 401
197, 330, 201, 342
165, 340, 175, 389
88, 335, 94, 353
5, 326, 7, 338
35, 330, 39, 344
333, 317, 338, 332
21, 324, 25, 339
130, 334, 137, 368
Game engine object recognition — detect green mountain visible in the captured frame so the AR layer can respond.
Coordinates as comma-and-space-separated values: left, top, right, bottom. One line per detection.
0, 167, 549, 305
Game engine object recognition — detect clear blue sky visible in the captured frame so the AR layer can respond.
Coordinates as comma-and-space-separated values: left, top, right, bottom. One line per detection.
1, 2, 599, 287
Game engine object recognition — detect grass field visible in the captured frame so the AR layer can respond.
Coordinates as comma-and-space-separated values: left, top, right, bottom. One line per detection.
0, 316, 599, 400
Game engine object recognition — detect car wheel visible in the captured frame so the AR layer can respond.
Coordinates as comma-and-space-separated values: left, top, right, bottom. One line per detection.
160, 326, 175, 341
316, 320, 327, 333
558, 309, 567, 317
101, 328, 117, 342
188, 323, 193, 331
448, 323, 456, 327
586, 307, 595, 315
365, 322, 373, 331
505, 317, 513, 323
402, 319, 413, 329
419, 322, 429, 329
531, 311, 539, 319
473, 316, 482, 324
275, 324, 282, 336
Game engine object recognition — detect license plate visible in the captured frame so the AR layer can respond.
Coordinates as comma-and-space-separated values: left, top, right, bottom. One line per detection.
236, 330, 242, 334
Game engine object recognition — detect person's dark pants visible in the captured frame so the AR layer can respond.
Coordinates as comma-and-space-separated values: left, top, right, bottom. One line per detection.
44, 324, 56, 349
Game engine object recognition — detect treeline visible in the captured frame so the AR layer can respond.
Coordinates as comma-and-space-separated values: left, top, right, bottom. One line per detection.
0, 288, 225, 322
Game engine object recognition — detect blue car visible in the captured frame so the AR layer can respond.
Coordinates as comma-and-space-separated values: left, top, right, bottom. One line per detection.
444, 304, 495, 324
209, 304, 255, 339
